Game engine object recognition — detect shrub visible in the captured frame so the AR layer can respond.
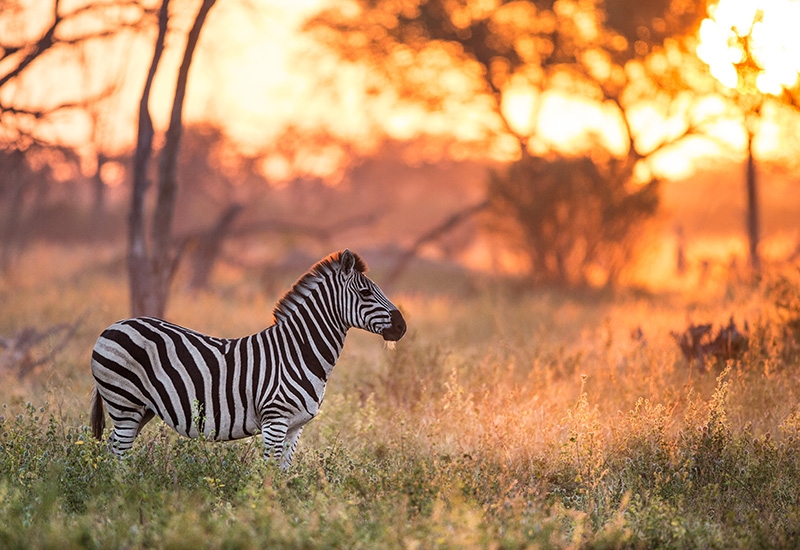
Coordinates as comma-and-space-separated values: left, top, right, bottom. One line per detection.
486, 153, 659, 286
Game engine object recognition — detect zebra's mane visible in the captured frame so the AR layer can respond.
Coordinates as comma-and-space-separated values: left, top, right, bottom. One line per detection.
272, 250, 368, 324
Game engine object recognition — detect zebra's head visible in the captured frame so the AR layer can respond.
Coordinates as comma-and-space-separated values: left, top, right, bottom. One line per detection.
336, 249, 406, 341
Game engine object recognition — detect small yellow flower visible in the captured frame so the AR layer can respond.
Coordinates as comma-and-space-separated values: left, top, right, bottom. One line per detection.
74, 440, 84, 445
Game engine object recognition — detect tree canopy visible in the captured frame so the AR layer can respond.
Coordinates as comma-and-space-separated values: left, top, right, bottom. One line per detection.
306, 0, 710, 285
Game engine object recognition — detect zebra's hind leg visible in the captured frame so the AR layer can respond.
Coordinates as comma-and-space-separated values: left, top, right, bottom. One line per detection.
106, 406, 151, 456
261, 418, 289, 466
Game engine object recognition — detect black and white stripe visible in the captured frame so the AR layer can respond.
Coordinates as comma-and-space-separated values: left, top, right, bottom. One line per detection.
90, 249, 406, 468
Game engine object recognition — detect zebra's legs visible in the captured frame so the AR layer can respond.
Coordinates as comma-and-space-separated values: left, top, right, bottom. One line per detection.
261, 418, 289, 466
107, 407, 151, 455
280, 426, 304, 469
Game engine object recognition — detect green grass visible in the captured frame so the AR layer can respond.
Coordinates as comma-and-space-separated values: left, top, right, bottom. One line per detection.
2, 246, 800, 548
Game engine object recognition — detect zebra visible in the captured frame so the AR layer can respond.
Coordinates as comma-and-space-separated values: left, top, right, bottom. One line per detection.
89, 249, 406, 468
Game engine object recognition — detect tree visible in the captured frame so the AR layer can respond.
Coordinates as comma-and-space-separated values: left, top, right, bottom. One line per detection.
488, 151, 659, 285
128, 0, 217, 317
306, 0, 710, 285
697, 1, 800, 274
0, 148, 67, 272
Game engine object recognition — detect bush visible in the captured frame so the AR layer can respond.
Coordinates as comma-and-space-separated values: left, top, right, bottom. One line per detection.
487, 153, 659, 286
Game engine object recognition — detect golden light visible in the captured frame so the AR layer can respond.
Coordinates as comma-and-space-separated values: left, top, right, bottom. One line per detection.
697, 0, 800, 94
501, 86, 537, 136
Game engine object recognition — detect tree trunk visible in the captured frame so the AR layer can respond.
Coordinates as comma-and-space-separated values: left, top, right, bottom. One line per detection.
91, 152, 107, 232
0, 158, 25, 273
151, 0, 217, 284
189, 203, 243, 290
127, 0, 216, 318
128, 0, 171, 318
745, 129, 760, 273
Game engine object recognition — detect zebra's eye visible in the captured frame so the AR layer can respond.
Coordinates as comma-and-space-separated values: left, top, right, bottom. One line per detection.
358, 288, 372, 298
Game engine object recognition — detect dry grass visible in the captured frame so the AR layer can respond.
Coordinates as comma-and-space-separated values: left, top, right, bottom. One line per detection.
1, 244, 800, 548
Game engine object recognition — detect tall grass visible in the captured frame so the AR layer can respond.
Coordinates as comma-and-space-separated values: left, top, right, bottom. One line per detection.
1, 245, 800, 548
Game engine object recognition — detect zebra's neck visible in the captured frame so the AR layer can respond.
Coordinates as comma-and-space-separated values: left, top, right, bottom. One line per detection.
271, 273, 348, 378
273, 265, 344, 327
278, 313, 347, 380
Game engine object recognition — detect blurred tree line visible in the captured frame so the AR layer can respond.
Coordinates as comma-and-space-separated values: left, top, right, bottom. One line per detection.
0, 0, 144, 271
0, 0, 362, 316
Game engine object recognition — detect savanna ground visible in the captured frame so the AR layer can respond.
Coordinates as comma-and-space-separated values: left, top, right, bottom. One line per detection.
2, 244, 800, 549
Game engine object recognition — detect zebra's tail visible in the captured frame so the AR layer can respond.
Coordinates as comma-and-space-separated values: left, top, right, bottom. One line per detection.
90, 386, 105, 440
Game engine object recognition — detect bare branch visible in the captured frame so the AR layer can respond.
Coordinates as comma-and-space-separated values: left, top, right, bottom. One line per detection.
0, 0, 152, 122
386, 200, 489, 285
0, 93, 115, 119
0, 314, 84, 378
0, 10, 59, 89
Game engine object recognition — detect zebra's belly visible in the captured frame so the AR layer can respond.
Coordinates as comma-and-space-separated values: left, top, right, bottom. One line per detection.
170, 404, 261, 442
188, 408, 316, 441
212, 425, 259, 441
211, 416, 261, 441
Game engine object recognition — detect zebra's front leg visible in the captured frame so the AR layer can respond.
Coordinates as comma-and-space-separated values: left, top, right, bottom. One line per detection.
261, 419, 289, 466
280, 426, 304, 469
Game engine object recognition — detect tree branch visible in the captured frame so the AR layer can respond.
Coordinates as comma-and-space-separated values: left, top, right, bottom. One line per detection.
386, 200, 489, 285
0, 1, 60, 89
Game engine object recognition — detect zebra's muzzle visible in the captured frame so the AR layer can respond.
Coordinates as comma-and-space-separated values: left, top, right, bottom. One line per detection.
382, 309, 406, 341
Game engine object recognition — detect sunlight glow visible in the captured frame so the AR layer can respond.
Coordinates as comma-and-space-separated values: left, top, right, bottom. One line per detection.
697, 0, 800, 94
501, 87, 537, 136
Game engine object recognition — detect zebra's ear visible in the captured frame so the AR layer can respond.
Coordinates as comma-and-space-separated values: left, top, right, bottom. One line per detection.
339, 249, 356, 276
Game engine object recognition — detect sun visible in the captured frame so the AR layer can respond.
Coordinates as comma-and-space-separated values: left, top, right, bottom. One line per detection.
697, 0, 800, 94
